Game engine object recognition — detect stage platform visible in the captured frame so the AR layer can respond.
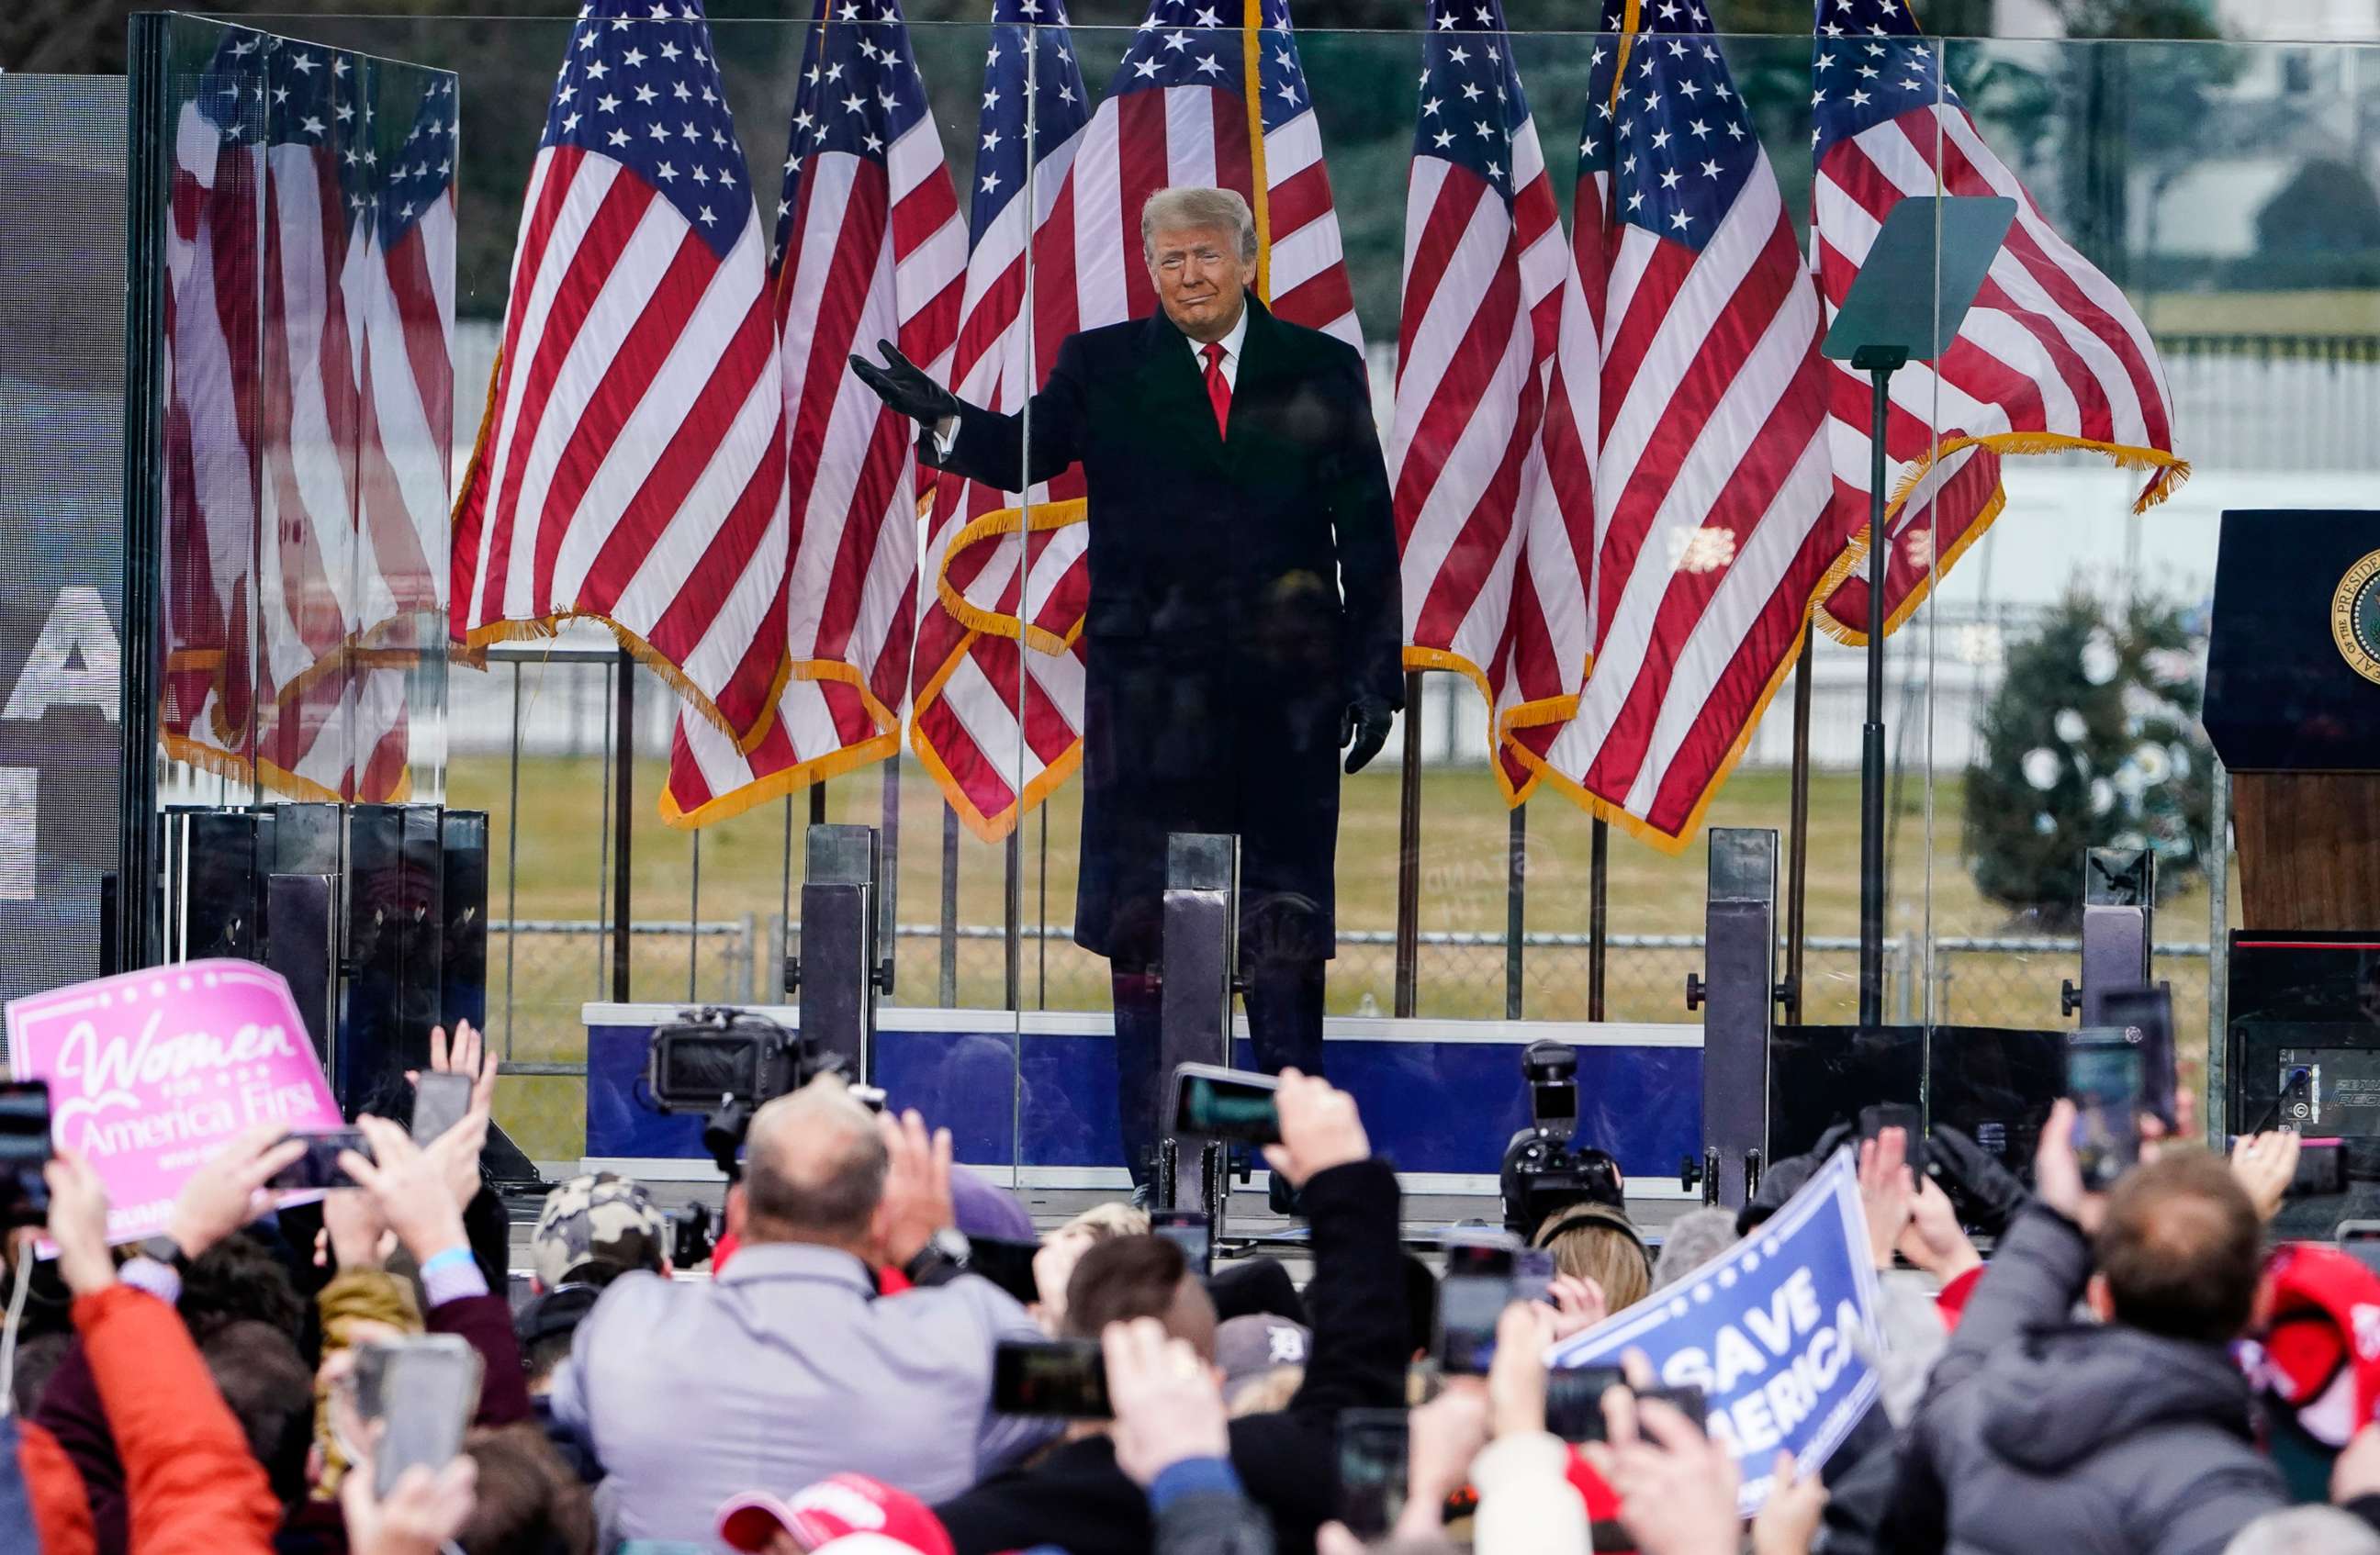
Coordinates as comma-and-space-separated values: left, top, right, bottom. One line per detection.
501, 1169, 1707, 1287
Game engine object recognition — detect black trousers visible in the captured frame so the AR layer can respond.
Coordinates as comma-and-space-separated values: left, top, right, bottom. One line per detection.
1111, 955, 1325, 1190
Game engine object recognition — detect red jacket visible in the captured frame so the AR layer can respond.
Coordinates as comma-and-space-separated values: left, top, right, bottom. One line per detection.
25, 1285, 281, 1555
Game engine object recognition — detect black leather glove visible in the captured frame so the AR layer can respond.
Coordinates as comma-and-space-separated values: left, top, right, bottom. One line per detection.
848, 337, 960, 428
1926, 1122, 2030, 1237
1340, 691, 1394, 776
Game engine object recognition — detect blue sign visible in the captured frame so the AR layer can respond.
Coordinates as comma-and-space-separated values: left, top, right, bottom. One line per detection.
1547, 1148, 1883, 1511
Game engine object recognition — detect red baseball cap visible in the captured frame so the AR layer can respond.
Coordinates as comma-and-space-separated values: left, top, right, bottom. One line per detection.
715, 1473, 955, 1555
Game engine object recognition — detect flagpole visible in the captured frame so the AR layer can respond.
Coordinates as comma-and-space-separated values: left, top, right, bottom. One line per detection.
1784, 621, 1813, 1026
1856, 352, 1902, 1026
1241, 0, 1270, 301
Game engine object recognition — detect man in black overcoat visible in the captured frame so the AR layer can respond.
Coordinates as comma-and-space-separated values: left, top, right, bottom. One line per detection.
853, 185, 1400, 1190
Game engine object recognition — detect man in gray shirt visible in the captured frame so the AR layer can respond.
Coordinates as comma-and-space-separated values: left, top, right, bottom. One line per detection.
547, 1079, 1052, 1546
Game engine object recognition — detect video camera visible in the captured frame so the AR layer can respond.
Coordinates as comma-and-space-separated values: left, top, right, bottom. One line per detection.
644, 1007, 881, 1179
1499, 1041, 1626, 1239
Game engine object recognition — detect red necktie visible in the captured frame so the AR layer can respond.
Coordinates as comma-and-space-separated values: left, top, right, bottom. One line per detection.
1201, 341, 1230, 439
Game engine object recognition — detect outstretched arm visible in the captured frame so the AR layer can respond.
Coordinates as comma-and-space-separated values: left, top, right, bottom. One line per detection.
926, 333, 1090, 492
850, 333, 1089, 494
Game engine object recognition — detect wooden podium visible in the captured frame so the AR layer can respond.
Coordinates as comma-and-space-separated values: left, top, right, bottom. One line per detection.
2204, 511, 2380, 933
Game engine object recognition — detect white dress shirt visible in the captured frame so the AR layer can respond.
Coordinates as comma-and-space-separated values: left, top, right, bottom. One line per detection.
1189, 301, 1249, 391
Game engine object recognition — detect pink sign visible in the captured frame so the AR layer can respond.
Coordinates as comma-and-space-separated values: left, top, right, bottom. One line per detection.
6, 959, 342, 1243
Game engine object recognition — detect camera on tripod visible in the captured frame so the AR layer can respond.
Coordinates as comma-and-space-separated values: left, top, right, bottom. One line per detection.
644, 1007, 881, 1178
1499, 1040, 1625, 1238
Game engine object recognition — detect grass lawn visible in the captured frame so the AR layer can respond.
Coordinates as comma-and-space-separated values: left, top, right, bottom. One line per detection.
456, 749, 2223, 1052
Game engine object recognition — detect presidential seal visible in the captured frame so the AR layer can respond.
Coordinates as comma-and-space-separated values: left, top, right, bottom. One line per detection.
2336, 549, 2380, 688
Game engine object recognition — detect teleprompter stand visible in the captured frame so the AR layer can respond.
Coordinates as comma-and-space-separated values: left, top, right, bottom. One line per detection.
786, 823, 894, 1083
1154, 833, 1240, 1234
2061, 847, 2155, 1024
1820, 194, 2015, 1026
1684, 829, 1786, 1209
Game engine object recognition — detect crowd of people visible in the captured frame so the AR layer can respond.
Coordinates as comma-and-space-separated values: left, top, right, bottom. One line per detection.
9, 1022, 2380, 1555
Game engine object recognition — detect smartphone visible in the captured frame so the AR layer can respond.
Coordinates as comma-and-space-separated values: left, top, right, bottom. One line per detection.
1545, 1365, 1626, 1441
2338, 1221, 2380, 1278
1172, 1064, 1281, 1147
991, 1339, 1112, 1418
964, 1236, 1042, 1307
1544, 1370, 1708, 1443
1337, 1407, 1409, 1539
2066, 1028, 2146, 1191
2288, 1138, 2351, 1197
2095, 984, 2178, 1129
269, 1128, 373, 1191
0, 1081, 51, 1227
1858, 1102, 1928, 1180
410, 1070, 474, 1146
1151, 1210, 1213, 1279
1512, 1246, 1556, 1306
1435, 1241, 1517, 1374
352, 1335, 482, 1496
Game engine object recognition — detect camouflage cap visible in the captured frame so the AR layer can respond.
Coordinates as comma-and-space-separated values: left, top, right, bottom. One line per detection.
532, 1171, 668, 1290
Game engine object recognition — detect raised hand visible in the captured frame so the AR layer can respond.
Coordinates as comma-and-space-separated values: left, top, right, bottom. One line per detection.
874, 1107, 955, 1270
1104, 1316, 1231, 1488
848, 339, 960, 427
1259, 1068, 1370, 1190
166, 1123, 309, 1260
340, 1115, 470, 1265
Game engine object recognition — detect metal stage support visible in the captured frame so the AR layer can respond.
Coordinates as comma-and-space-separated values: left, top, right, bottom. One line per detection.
2061, 847, 2156, 1024
787, 823, 891, 1083
1685, 828, 1783, 1210
1155, 833, 1240, 1231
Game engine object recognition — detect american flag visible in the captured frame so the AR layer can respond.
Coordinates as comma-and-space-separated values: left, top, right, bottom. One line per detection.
908, 0, 1097, 842
162, 30, 437, 803
1809, 0, 2184, 644
1517, 5, 1847, 852
663, 0, 965, 825
1388, 0, 1597, 801
161, 29, 270, 788
1072, 0, 1360, 349
352, 73, 456, 641
905, 0, 1363, 844
451, 0, 790, 750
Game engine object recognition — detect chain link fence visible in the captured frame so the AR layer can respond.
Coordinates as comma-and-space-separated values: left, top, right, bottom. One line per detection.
489, 916, 2217, 1165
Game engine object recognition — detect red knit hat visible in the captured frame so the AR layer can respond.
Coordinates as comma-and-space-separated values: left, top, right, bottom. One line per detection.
2249, 1242, 2380, 1448
715, 1473, 955, 1555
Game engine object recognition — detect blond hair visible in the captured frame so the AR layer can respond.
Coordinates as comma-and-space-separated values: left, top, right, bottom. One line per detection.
1059, 1201, 1151, 1243
1140, 186, 1257, 263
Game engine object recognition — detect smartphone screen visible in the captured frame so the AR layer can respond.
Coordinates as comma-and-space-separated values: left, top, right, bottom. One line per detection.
1544, 1372, 1707, 1442
1858, 1102, 1927, 1178
1150, 1211, 1213, 1279
1512, 1247, 1555, 1306
992, 1340, 1112, 1418
2291, 1138, 2350, 1197
410, 1070, 474, 1146
354, 1336, 482, 1497
964, 1236, 1041, 1307
1435, 1247, 1514, 1375
269, 1128, 372, 1191
1337, 1408, 1409, 1539
2066, 1033, 2145, 1190
2095, 985, 2177, 1128
0, 1081, 51, 1223
1172, 1065, 1281, 1147
1545, 1366, 1626, 1441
